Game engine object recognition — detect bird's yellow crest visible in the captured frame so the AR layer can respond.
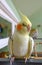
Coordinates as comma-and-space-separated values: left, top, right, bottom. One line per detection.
19, 11, 32, 27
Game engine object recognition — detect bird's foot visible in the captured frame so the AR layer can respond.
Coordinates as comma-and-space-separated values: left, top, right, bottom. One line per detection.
24, 57, 27, 63
10, 57, 15, 65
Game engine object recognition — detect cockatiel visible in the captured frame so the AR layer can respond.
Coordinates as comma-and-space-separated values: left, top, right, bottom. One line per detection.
8, 12, 34, 63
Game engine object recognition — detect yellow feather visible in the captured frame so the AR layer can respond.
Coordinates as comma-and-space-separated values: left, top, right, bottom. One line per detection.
19, 11, 32, 27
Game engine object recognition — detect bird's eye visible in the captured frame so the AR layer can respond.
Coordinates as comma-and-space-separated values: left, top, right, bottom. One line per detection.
22, 23, 25, 26
22, 23, 26, 26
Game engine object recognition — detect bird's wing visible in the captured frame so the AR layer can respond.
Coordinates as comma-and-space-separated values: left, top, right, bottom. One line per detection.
26, 37, 34, 58
28, 37, 34, 55
8, 37, 13, 56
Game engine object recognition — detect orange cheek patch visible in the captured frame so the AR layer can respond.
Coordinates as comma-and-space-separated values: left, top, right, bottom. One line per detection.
27, 24, 31, 31
16, 24, 22, 31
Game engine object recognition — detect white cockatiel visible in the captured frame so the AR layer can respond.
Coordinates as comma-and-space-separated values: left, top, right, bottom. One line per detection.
8, 13, 34, 63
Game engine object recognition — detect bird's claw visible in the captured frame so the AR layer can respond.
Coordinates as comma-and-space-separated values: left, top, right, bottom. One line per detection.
10, 57, 15, 65
24, 57, 27, 63
25, 58, 27, 63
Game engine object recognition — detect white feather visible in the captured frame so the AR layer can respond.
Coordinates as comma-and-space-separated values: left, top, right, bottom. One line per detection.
12, 29, 29, 56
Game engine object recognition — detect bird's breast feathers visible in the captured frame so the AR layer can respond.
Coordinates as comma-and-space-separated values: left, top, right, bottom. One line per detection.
13, 30, 29, 57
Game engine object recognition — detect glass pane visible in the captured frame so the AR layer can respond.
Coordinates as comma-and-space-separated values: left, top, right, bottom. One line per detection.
0, 17, 12, 39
